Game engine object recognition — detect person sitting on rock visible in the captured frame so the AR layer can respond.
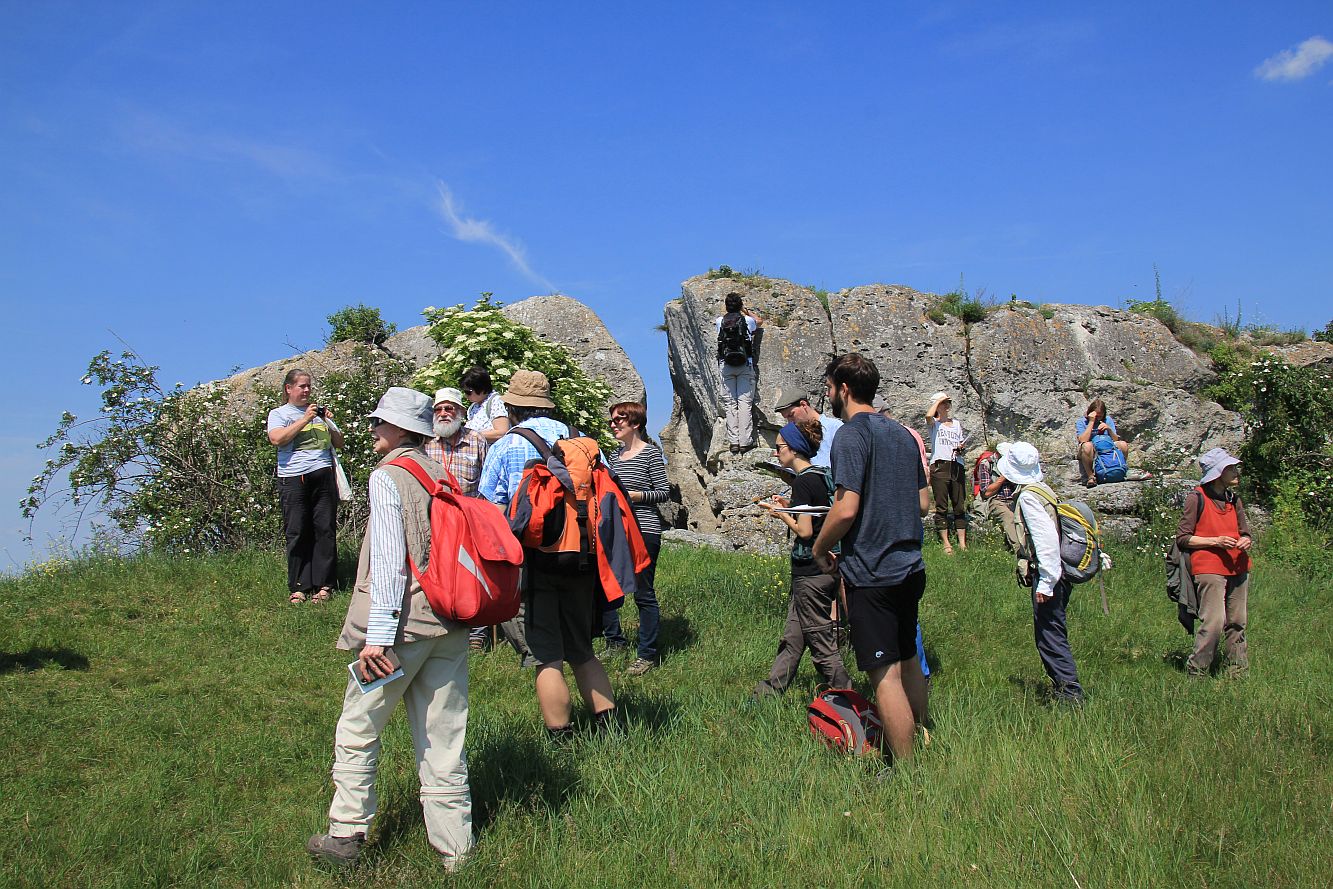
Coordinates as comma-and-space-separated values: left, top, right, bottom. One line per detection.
925, 391, 970, 554
974, 442, 1020, 553
715, 292, 764, 454
773, 388, 842, 467
1075, 398, 1130, 487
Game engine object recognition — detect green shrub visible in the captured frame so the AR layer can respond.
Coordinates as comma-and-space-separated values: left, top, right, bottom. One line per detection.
1246, 325, 1308, 347
23, 347, 410, 552
926, 306, 947, 325
1313, 320, 1333, 344
325, 304, 397, 346
1127, 297, 1182, 334
937, 291, 988, 324
412, 294, 616, 448
1038, 304, 1056, 320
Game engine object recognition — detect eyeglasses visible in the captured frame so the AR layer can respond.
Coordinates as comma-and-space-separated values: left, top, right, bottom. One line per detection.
774, 441, 790, 453
434, 403, 459, 414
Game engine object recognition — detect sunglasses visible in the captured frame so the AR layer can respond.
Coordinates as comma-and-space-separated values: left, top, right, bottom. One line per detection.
369, 417, 384, 429
609, 416, 630, 427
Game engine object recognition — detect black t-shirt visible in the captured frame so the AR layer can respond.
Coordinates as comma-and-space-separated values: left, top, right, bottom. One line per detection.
829, 411, 927, 587
790, 467, 832, 577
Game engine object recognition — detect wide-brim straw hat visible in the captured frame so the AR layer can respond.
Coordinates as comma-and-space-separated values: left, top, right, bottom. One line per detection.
996, 440, 1044, 485
501, 369, 555, 409
366, 387, 435, 437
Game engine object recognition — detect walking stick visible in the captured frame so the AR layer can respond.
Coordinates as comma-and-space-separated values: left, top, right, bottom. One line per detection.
1098, 571, 1109, 616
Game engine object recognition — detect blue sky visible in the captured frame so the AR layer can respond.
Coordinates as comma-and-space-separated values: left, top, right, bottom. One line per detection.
3, 2, 1331, 567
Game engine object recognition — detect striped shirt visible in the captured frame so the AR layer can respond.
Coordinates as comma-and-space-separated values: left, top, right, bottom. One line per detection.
423, 427, 488, 496
609, 442, 670, 535
366, 468, 408, 646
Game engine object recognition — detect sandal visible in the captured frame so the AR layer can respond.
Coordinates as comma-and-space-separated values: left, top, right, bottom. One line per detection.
289, 591, 308, 604
311, 587, 333, 603
1085, 479, 1098, 488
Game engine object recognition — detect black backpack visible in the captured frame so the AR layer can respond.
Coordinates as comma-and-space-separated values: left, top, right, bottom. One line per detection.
717, 312, 753, 366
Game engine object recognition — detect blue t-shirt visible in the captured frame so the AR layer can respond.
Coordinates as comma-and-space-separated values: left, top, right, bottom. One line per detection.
1075, 416, 1118, 453
267, 404, 337, 477
829, 411, 927, 588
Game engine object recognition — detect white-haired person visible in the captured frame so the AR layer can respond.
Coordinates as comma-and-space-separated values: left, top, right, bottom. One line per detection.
1177, 448, 1252, 678
999, 441, 1085, 706
307, 387, 473, 872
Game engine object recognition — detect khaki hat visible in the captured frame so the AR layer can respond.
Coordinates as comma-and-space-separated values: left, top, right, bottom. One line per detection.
433, 387, 465, 408
501, 369, 555, 409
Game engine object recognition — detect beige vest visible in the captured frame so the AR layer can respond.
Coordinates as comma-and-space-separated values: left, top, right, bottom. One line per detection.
337, 447, 460, 650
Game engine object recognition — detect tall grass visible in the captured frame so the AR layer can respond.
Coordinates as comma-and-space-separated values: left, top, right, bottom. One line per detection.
3, 542, 1329, 888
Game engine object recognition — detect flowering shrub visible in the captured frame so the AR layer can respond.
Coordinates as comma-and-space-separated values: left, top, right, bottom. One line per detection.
412, 293, 616, 448
24, 346, 410, 553
1206, 347, 1333, 514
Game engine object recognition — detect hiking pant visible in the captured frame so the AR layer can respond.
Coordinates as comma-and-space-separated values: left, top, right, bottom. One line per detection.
326, 632, 473, 864
720, 362, 755, 448
1188, 572, 1249, 674
277, 466, 338, 593
602, 533, 662, 661
976, 497, 1019, 552
1033, 578, 1083, 698
756, 573, 850, 694
930, 460, 968, 533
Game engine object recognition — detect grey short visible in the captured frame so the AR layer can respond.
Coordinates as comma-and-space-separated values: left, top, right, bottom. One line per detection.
523, 560, 599, 666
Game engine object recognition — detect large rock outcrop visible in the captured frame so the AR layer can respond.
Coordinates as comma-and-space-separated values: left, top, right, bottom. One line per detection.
214, 295, 643, 417
662, 273, 1246, 551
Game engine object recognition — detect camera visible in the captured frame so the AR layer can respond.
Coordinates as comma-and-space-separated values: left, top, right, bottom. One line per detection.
315, 406, 326, 419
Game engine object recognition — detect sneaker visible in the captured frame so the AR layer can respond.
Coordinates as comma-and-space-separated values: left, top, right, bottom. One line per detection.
306, 832, 365, 868
625, 657, 658, 676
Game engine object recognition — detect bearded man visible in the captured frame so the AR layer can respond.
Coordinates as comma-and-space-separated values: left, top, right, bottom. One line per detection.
424, 388, 488, 496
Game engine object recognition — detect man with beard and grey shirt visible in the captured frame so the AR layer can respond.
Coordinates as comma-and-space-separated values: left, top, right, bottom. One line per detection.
812, 353, 931, 763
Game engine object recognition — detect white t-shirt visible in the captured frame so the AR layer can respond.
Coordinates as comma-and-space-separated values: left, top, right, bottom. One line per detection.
928, 419, 968, 465
465, 391, 509, 433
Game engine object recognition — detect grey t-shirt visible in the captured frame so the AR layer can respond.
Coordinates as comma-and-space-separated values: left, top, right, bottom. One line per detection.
829, 410, 927, 587
267, 404, 337, 477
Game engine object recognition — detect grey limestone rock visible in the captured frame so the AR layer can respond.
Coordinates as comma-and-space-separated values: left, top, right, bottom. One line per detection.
501, 295, 646, 407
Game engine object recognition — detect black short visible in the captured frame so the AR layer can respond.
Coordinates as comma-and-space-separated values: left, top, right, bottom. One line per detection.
845, 569, 926, 672
523, 560, 598, 666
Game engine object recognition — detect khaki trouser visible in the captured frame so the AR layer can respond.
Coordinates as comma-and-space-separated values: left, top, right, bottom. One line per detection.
975, 497, 1019, 553
720, 362, 755, 448
326, 632, 473, 862
1188, 572, 1249, 674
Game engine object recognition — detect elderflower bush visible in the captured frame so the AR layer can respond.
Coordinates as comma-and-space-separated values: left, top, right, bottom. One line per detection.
25, 345, 411, 554
412, 293, 616, 449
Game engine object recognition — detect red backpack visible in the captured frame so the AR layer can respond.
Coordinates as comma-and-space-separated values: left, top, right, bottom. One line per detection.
807, 688, 884, 755
387, 457, 523, 627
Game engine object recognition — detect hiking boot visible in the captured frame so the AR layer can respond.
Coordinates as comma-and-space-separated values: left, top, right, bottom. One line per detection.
625, 657, 658, 676
306, 832, 365, 868
594, 708, 623, 735
468, 636, 486, 653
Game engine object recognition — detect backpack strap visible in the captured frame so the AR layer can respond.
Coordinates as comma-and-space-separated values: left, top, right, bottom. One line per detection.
508, 425, 555, 462
387, 455, 461, 496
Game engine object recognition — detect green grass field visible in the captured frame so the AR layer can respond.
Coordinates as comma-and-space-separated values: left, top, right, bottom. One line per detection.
3, 541, 1330, 888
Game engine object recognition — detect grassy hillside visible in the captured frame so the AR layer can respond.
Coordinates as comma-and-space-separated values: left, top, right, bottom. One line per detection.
2, 541, 1330, 888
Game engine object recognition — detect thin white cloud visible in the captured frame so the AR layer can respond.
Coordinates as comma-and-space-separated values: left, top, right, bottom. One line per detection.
121, 111, 336, 180
435, 182, 555, 291
1255, 35, 1333, 81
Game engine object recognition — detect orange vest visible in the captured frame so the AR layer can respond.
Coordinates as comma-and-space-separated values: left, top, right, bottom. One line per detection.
1190, 486, 1250, 576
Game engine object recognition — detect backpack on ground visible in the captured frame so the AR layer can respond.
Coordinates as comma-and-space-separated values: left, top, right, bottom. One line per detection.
808, 688, 883, 755
716, 311, 753, 367
1014, 483, 1103, 584
387, 457, 523, 627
